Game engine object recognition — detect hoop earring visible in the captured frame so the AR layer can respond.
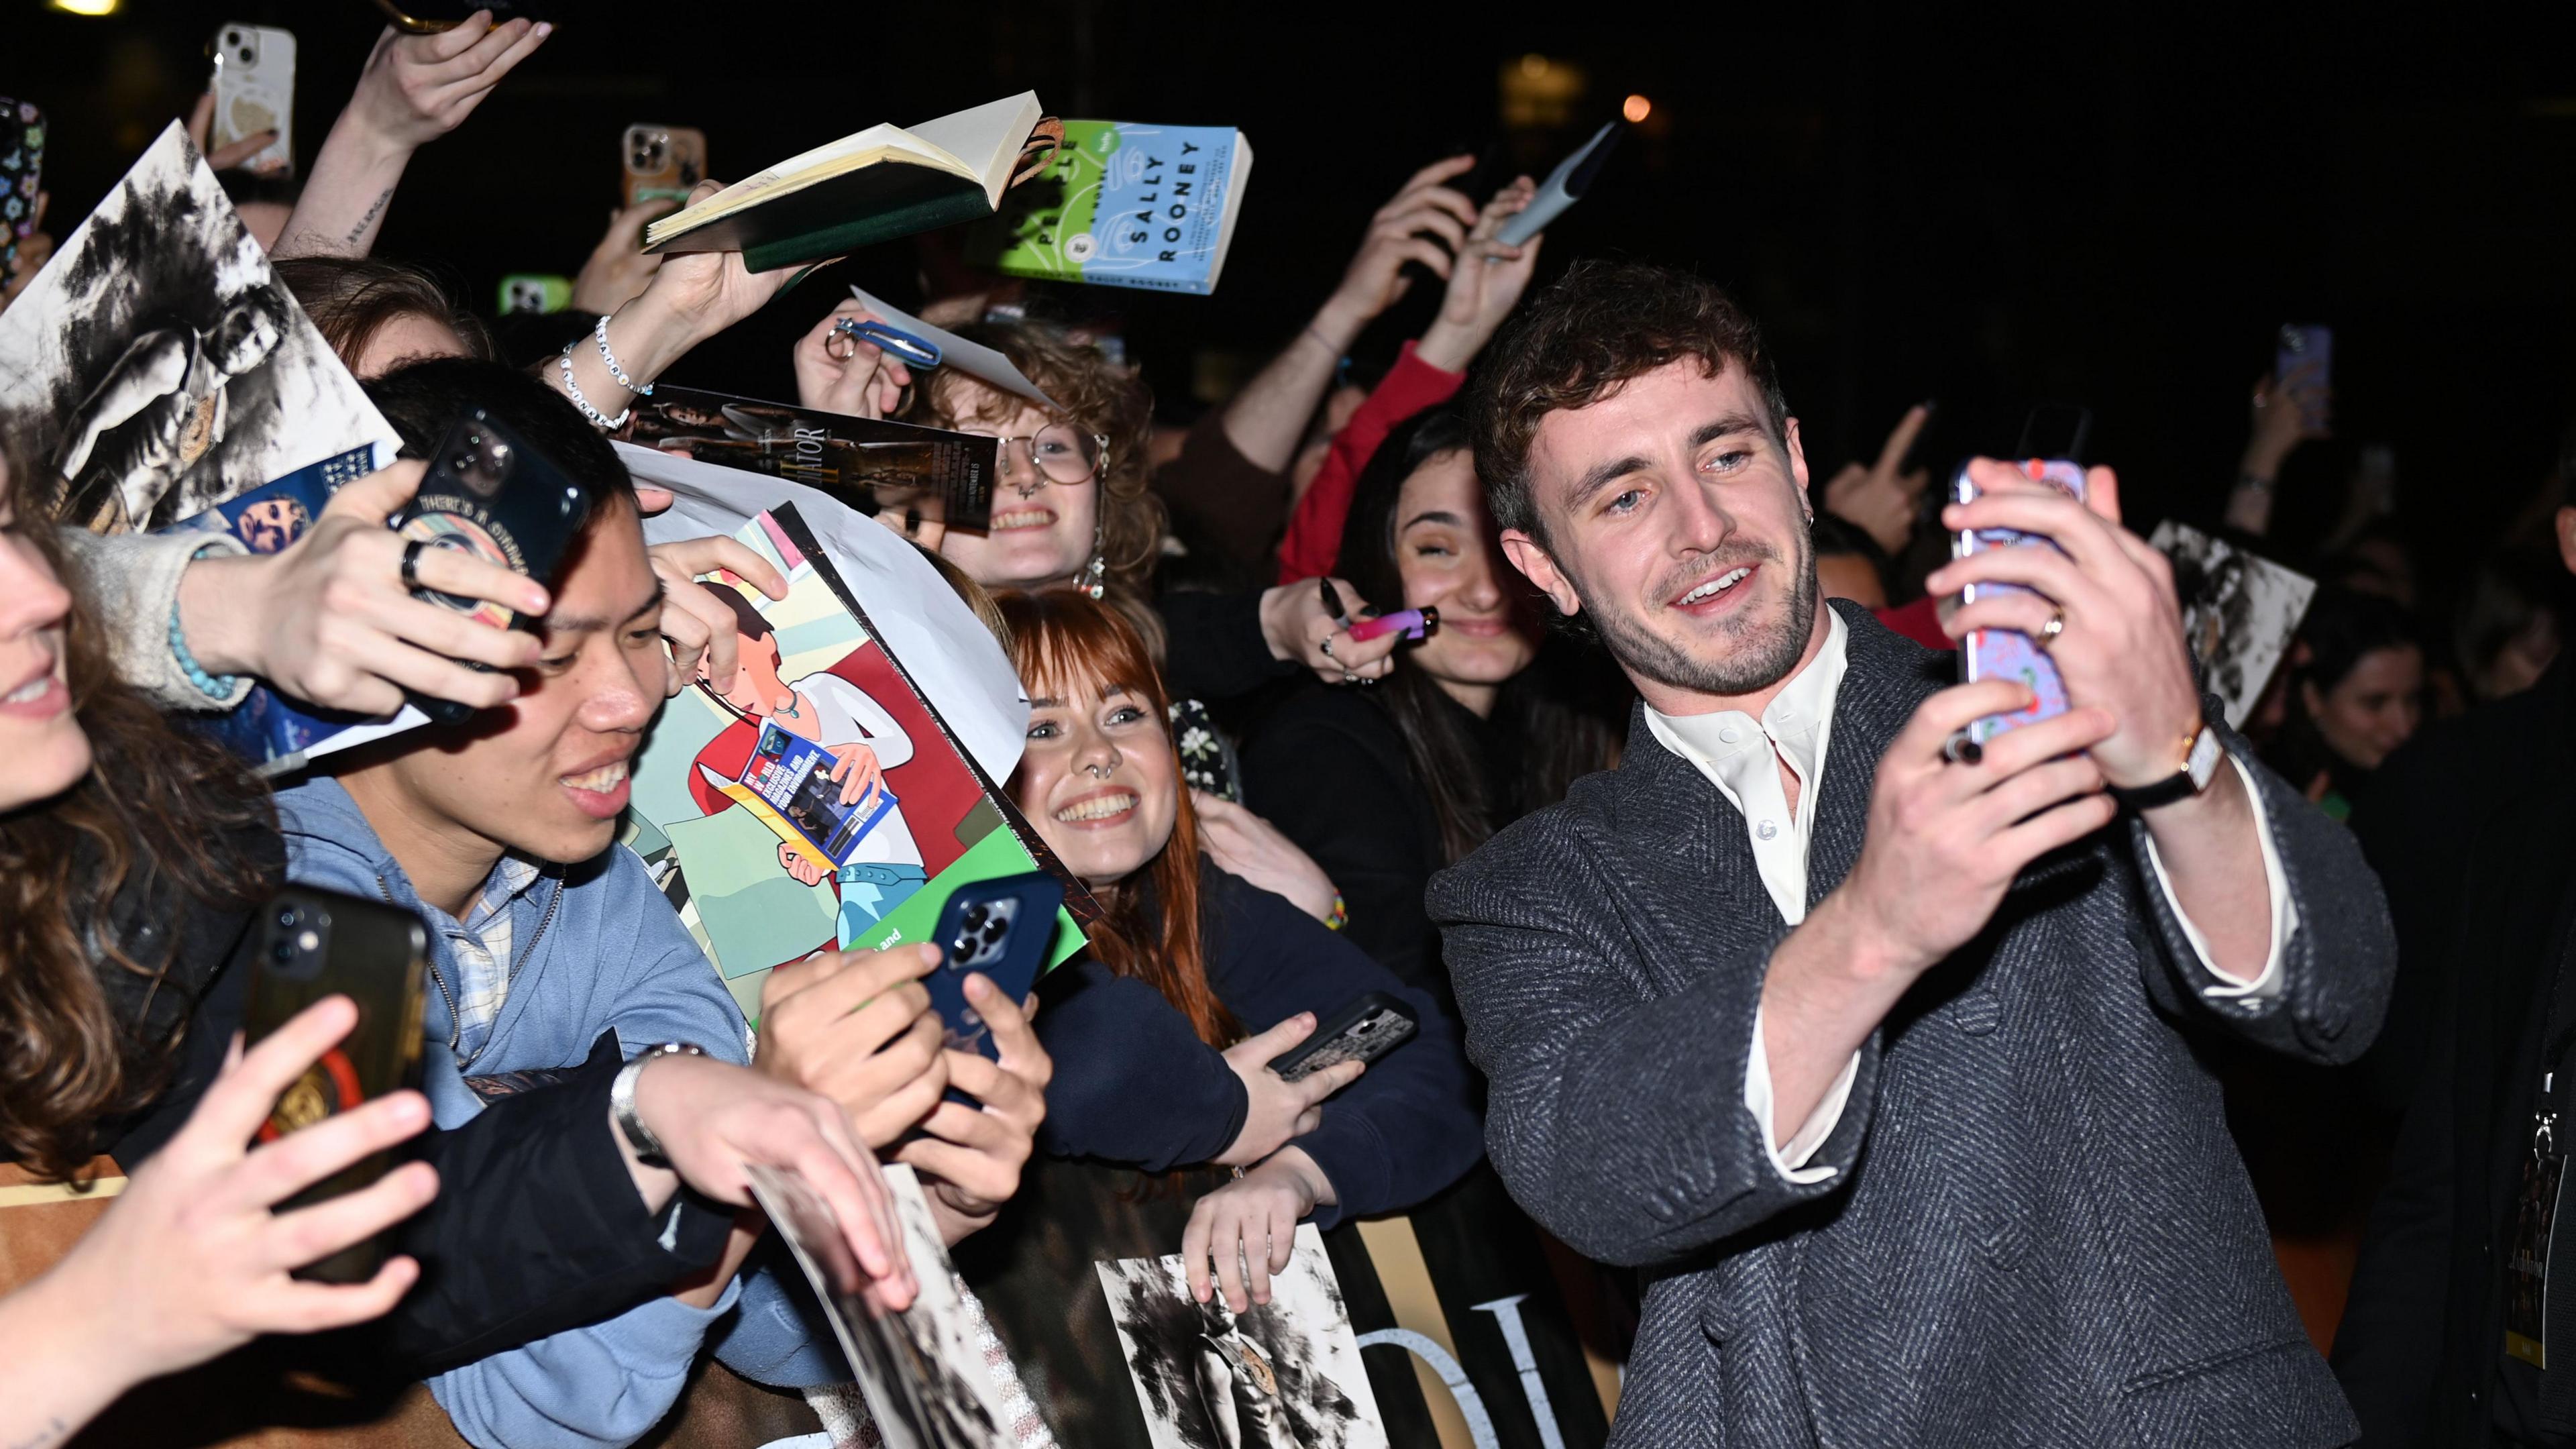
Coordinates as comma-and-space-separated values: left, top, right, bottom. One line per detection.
1082, 521, 1107, 600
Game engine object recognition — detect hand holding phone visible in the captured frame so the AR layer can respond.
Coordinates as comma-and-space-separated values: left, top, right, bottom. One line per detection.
924, 873, 1065, 1062
394, 409, 594, 725
1267, 991, 1418, 1082
207, 24, 296, 177
2273, 323, 2332, 435
241, 888, 431, 1283
624, 123, 708, 209
1951, 459, 2088, 746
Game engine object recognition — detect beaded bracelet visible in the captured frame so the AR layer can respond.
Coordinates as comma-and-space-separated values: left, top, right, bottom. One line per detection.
167, 551, 240, 700
593, 314, 651, 396
557, 343, 630, 430
1323, 890, 1348, 932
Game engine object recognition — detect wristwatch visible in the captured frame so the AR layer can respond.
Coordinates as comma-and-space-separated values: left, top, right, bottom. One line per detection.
2108, 720, 2226, 812
611, 1042, 708, 1169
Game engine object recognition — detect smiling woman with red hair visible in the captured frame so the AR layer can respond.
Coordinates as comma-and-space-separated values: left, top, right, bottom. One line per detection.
958, 586, 1481, 1444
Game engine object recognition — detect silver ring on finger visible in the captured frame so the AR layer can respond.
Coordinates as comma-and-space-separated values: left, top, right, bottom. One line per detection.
825, 317, 862, 360
1341, 669, 1358, 686
1318, 635, 1335, 659
2037, 606, 2066, 650
400, 537, 431, 594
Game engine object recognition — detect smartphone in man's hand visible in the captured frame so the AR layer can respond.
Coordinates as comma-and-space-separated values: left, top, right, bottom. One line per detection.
1954, 460, 2088, 745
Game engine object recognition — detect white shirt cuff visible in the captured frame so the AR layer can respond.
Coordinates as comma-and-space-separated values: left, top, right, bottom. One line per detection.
1746, 1005, 1861, 1184
2141, 752, 2295, 1000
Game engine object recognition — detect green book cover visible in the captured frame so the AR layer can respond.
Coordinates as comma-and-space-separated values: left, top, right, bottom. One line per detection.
970, 120, 1251, 294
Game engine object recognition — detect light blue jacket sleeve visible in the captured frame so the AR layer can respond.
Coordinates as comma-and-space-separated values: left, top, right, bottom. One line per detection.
429, 1279, 744, 1449
710, 1256, 848, 1389
421, 850, 782, 1447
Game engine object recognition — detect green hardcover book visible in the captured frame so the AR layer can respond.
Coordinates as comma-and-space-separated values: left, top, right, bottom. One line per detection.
643, 92, 1046, 274
969, 120, 1252, 294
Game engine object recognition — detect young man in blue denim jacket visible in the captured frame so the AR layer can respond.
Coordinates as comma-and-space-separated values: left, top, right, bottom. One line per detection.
279, 360, 1046, 1448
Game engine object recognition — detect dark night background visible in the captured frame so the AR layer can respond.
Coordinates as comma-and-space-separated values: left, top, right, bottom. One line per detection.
18, 2, 2576, 613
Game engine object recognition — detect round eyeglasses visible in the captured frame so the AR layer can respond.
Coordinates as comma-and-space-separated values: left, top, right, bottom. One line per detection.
972, 425, 1108, 487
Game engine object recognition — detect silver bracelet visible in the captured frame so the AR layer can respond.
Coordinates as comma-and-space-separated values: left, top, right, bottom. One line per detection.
593, 313, 652, 396
610, 1041, 708, 1168
557, 342, 631, 431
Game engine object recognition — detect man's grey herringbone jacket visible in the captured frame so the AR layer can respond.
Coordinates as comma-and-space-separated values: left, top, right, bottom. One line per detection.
1426, 602, 2396, 1448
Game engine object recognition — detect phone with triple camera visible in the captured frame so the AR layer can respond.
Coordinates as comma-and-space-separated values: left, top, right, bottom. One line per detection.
923, 872, 1064, 1063
1268, 991, 1419, 1083
392, 408, 594, 726
623, 124, 707, 210
1953, 459, 2088, 745
498, 273, 572, 316
1, 99, 43, 280
208, 23, 296, 178
242, 885, 430, 1283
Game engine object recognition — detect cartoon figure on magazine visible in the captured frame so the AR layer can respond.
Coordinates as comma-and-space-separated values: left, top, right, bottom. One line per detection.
52, 282, 292, 531
688, 581, 928, 938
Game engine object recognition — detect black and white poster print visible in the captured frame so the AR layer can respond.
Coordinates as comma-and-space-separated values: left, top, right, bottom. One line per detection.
1097, 1225, 1390, 1449
747, 1162, 1020, 1449
0, 121, 393, 533
2149, 520, 2318, 729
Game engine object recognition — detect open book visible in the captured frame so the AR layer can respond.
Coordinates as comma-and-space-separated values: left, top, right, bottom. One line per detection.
644, 93, 1055, 273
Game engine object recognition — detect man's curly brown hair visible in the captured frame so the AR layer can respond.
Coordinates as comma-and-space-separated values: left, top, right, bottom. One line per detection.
1466, 258, 1790, 549
904, 319, 1162, 593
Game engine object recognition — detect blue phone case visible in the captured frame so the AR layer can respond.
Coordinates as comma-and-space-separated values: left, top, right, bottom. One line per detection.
924, 871, 1064, 1063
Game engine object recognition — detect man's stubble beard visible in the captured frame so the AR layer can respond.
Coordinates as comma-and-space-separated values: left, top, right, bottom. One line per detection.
1581, 517, 1820, 700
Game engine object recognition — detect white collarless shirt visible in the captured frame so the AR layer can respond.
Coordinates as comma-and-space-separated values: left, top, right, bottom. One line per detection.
1645, 610, 2294, 1183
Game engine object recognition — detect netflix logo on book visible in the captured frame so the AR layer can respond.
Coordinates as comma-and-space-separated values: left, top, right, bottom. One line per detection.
0, 122, 392, 534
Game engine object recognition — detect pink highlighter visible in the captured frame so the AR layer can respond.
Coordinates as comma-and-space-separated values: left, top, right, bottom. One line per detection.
1349, 608, 1438, 643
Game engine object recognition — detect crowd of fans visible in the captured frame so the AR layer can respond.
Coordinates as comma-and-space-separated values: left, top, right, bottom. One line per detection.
1, 13, 2571, 1449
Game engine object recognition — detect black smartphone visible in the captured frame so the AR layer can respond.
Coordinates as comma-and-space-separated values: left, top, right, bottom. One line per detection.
1268, 991, 1419, 1083
243, 885, 430, 1284
924, 872, 1064, 1061
369, 0, 544, 33
393, 409, 593, 726
2013, 403, 2092, 464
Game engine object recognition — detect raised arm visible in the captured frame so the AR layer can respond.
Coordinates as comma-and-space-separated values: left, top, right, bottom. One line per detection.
1222, 156, 1482, 472
277, 17, 551, 260
1933, 459, 2392, 1058
1275, 177, 1541, 582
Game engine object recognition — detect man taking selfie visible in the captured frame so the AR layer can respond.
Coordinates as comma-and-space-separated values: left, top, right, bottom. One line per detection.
1430, 260, 2394, 1447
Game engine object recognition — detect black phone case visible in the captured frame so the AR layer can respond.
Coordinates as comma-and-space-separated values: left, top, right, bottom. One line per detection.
1269, 990, 1419, 1082
394, 408, 593, 726
242, 886, 430, 1283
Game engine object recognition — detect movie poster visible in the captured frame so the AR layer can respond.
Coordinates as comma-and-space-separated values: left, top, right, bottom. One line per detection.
622, 504, 1081, 1022
2149, 521, 2318, 729
0, 121, 393, 533
619, 385, 998, 534
1097, 1225, 1389, 1449
751, 1163, 1022, 1449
